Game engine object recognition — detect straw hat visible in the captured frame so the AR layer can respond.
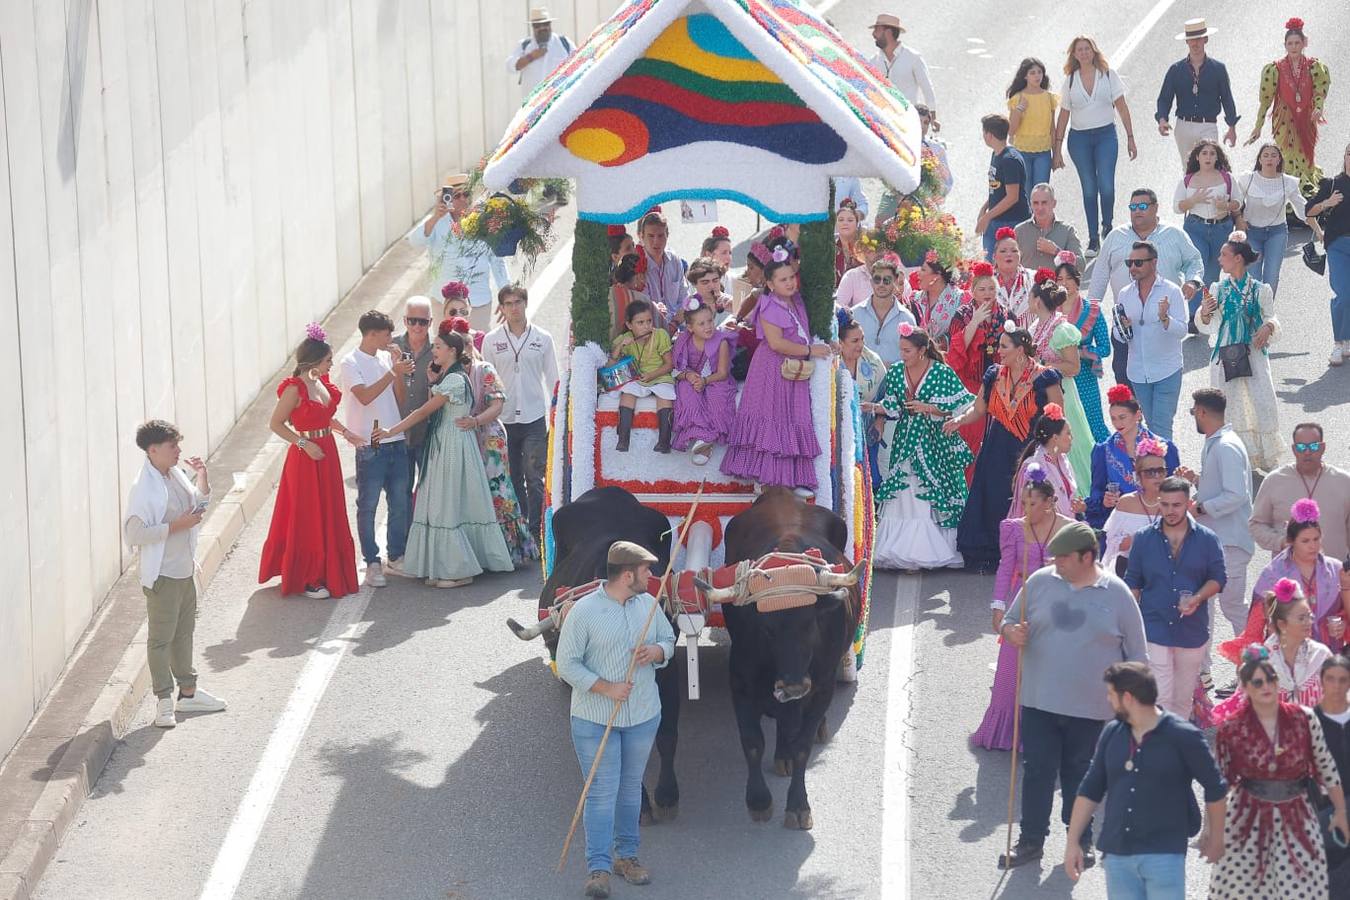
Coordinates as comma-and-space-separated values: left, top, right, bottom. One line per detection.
871, 14, 906, 33
1176, 18, 1218, 40
528, 7, 553, 24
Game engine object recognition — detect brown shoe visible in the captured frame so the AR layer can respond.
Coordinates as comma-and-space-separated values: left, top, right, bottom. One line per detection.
583, 870, 611, 898
613, 857, 651, 885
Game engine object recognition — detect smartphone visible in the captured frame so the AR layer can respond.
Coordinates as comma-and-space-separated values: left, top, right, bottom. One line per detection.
191, 499, 209, 515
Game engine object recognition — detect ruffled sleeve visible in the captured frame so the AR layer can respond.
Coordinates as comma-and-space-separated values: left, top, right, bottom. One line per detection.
1049, 321, 1082, 352
1034, 367, 1062, 391
755, 295, 795, 338
277, 376, 304, 399
981, 364, 999, 402
1257, 281, 1279, 343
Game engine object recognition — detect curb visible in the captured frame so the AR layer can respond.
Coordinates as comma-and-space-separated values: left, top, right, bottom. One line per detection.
0, 244, 427, 900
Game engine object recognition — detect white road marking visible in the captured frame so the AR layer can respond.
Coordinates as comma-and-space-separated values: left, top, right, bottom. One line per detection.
880, 575, 920, 899
198, 588, 374, 900
1112, 0, 1181, 67
527, 236, 575, 320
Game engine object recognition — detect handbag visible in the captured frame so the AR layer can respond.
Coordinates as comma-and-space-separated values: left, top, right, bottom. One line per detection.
1303, 241, 1327, 276
780, 357, 815, 381
1216, 343, 1253, 381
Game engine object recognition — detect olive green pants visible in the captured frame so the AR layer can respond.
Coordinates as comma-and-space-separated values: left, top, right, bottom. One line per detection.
144, 575, 198, 699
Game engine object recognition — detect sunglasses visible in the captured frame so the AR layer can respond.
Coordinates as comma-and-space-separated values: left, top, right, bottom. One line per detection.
1138, 467, 1166, 477
405, 317, 431, 327
1125, 258, 1155, 267
1247, 677, 1273, 688
1128, 202, 1154, 211
451, 190, 469, 199
872, 275, 895, 285
1295, 441, 1323, 452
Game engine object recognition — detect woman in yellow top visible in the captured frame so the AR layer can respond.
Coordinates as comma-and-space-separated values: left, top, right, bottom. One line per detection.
1007, 58, 1059, 195
611, 298, 676, 454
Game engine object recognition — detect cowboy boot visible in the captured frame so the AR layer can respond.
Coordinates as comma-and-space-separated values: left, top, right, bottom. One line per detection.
616, 405, 634, 452
654, 408, 673, 454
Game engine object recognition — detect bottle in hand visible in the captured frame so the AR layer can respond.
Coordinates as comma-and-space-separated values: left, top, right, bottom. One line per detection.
371, 418, 380, 448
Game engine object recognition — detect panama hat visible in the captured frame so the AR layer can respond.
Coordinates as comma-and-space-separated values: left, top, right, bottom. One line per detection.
1176, 18, 1218, 40
871, 14, 906, 33
528, 7, 553, 24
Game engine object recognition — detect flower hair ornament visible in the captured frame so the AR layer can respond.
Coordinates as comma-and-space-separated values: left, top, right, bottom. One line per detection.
838, 197, 858, 211
771, 247, 790, 263
1002, 319, 1018, 334
440, 316, 471, 338
882, 251, 903, 269
908, 270, 922, 291
748, 241, 772, 267
684, 296, 703, 314
1054, 250, 1078, 267
1291, 498, 1321, 524
898, 322, 915, 338
710, 225, 729, 240
1273, 577, 1301, 603
1106, 383, 1135, 404
1033, 267, 1056, 285
994, 226, 1017, 243
606, 224, 626, 237
441, 280, 470, 300
970, 261, 994, 278
1228, 229, 1249, 244
1285, 17, 1304, 31
1042, 403, 1065, 422
767, 225, 786, 241
304, 322, 327, 342
645, 205, 663, 215
1135, 436, 1166, 458
924, 249, 940, 265
1025, 462, 1049, 484
835, 308, 854, 334
1241, 643, 1272, 665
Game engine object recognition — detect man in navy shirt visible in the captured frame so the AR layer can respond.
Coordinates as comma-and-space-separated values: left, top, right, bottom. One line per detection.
1066, 662, 1227, 895
1155, 18, 1239, 163
976, 114, 1030, 260
1124, 476, 1225, 718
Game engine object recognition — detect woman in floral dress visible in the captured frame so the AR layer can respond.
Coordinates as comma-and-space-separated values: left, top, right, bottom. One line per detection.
947, 262, 1003, 468
905, 252, 969, 349
1246, 17, 1332, 196
872, 325, 973, 570
1056, 253, 1109, 442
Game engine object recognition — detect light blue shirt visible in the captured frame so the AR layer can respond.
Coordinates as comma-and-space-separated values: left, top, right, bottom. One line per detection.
555, 584, 677, 728
1118, 277, 1187, 384
850, 295, 916, 366
1088, 222, 1204, 303
832, 177, 869, 220
409, 214, 510, 309
1196, 424, 1254, 553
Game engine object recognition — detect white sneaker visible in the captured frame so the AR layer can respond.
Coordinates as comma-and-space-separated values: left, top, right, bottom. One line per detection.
154, 696, 176, 728
691, 441, 712, 466
303, 586, 331, 599
177, 688, 228, 713
385, 558, 410, 578
1331, 344, 1345, 367
365, 561, 387, 587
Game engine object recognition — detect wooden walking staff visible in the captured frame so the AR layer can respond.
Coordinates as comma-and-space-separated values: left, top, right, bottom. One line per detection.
557, 480, 707, 873
1002, 538, 1032, 868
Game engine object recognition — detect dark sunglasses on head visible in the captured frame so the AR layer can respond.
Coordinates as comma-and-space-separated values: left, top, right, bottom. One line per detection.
872, 275, 895, 285
1295, 441, 1323, 452
1128, 202, 1154, 211
405, 317, 431, 326
1125, 258, 1155, 267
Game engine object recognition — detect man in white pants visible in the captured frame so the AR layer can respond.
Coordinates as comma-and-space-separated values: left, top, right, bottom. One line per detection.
1155, 19, 1239, 163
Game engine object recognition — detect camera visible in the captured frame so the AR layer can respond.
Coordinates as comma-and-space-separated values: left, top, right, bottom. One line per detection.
440, 187, 455, 206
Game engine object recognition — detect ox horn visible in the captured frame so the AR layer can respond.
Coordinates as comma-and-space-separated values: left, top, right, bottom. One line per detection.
692, 575, 737, 605
506, 612, 559, 641
819, 559, 866, 589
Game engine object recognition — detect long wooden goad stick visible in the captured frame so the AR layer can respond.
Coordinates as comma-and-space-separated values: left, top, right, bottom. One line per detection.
557, 479, 707, 873
1004, 535, 1032, 867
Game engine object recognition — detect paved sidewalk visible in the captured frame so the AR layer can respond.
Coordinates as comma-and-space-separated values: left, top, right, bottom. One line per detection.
0, 239, 427, 900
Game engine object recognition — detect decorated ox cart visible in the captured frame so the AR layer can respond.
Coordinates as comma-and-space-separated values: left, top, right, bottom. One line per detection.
482, 0, 922, 696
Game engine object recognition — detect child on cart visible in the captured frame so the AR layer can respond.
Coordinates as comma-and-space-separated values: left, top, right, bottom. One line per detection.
611, 298, 675, 453
672, 296, 736, 465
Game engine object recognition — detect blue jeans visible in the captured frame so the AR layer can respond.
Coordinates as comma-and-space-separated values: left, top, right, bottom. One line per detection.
1130, 369, 1182, 443
1246, 223, 1289, 297
506, 417, 549, 536
1021, 150, 1052, 196
1182, 215, 1234, 317
1019, 706, 1101, 844
1102, 852, 1186, 899
1066, 124, 1119, 244
983, 216, 1024, 259
354, 441, 411, 564
571, 714, 660, 873
1329, 235, 1350, 342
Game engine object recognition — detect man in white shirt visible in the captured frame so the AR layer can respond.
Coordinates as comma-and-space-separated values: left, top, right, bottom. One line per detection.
507, 7, 574, 96
868, 14, 936, 113
339, 310, 415, 587
409, 174, 509, 331
123, 420, 227, 728
1116, 241, 1187, 442
1087, 188, 1204, 386
482, 285, 559, 538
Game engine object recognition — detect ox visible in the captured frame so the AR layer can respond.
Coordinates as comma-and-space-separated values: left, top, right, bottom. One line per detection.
505, 486, 683, 823
716, 487, 859, 830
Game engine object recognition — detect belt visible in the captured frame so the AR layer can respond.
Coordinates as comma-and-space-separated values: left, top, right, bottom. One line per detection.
1243, 778, 1308, 802
298, 428, 331, 439
1186, 213, 1232, 226
1177, 115, 1217, 124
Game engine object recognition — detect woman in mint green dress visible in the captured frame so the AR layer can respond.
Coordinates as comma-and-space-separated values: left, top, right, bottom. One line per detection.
374, 328, 513, 588
1026, 276, 1093, 494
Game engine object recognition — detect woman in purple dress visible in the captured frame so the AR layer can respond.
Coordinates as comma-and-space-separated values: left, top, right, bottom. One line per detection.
672, 296, 736, 465
971, 473, 1076, 750
721, 255, 831, 497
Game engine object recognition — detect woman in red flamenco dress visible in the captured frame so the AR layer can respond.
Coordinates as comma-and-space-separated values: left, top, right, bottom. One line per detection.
259, 324, 360, 598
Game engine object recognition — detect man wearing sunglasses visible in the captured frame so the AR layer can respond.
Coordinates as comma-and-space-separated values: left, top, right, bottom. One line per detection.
848, 258, 915, 366
1250, 422, 1350, 562
393, 297, 438, 496
1115, 241, 1187, 441
1088, 188, 1204, 386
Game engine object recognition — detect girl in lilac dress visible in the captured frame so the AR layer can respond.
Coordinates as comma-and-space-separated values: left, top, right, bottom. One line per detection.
721, 256, 831, 496
971, 472, 1076, 751
672, 297, 736, 465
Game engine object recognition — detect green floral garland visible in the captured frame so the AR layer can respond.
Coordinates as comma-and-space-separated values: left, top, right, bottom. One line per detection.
799, 184, 836, 339
571, 218, 612, 349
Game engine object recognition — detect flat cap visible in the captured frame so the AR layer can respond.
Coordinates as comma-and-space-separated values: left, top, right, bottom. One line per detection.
1046, 522, 1098, 556
607, 540, 658, 566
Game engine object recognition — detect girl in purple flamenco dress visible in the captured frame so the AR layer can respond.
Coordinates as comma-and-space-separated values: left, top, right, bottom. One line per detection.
671, 296, 736, 466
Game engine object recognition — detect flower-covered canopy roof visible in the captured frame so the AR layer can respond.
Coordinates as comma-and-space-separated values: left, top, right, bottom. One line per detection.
482, 0, 921, 223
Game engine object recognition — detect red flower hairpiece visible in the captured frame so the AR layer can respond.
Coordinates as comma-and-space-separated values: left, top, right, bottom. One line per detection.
1136, 436, 1166, 458
645, 205, 663, 215
995, 226, 1017, 242
1033, 267, 1056, 285
711, 225, 730, 239
1106, 384, 1135, 404
1241, 643, 1271, 664
1054, 250, 1078, 267
838, 197, 858, 211
924, 249, 940, 264
606, 224, 626, 237
1285, 17, 1304, 31
438, 316, 469, 339
1043, 403, 1065, 421
635, 252, 648, 274
441, 280, 470, 300
908, 270, 922, 291
1292, 498, 1321, 524
970, 261, 994, 278
1273, 577, 1301, 603
898, 322, 915, 338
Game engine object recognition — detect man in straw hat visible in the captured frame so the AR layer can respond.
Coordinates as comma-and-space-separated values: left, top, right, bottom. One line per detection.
867, 13, 937, 114
1155, 18, 1239, 162
507, 7, 575, 95
555, 540, 676, 899
996, 521, 1148, 869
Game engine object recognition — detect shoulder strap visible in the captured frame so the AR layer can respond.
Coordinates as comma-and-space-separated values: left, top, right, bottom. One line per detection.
520, 37, 531, 52
560, 35, 572, 53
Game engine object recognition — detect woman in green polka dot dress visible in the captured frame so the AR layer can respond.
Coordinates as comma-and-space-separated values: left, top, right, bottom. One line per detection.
872, 325, 974, 570
1246, 17, 1331, 196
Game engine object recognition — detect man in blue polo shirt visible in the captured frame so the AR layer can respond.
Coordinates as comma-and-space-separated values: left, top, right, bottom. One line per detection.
1124, 476, 1226, 718
1066, 662, 1227, 895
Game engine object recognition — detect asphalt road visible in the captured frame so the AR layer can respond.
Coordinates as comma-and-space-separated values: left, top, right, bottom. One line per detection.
33, 2, 1350, 899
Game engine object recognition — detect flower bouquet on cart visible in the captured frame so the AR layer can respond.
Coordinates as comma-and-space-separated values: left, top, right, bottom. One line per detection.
872, 201, 964, 269
458, 192, 551, 262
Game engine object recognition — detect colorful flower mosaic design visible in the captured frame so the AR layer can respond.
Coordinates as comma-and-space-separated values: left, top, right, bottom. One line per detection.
559, 13, 846, 168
